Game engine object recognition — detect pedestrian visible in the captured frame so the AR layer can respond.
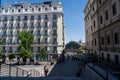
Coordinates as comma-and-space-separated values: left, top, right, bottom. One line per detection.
44, 65, 48, 77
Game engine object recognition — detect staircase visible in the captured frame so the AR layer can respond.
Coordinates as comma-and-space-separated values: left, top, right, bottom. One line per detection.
0, 63, 41, 77
0, 77, 80, 80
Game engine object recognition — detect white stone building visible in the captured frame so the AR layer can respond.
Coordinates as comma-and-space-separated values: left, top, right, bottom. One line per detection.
0, 1, 65, 59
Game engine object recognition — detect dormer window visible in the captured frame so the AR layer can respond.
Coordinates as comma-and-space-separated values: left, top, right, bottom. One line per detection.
5, 10, 8, 13
45, 7, 48, 11
25, 9, 28, 12
18, 9, 20, 12
38, 8, 41, 11
12, 9, 14, 12
32, 8, 34, 12
53, 7, 57, 10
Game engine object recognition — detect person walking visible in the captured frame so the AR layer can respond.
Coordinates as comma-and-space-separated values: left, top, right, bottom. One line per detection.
44, 65, 48, 77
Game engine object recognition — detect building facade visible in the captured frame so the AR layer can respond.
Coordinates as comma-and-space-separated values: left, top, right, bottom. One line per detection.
84, 0, 120, 66
0, 1, 65, 59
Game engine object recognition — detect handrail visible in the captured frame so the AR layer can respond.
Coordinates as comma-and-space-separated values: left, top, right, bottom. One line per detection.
6, 64, 28, 73
87, 63, 119, 80
0, 63, 29, 77
27, 69, 41, 77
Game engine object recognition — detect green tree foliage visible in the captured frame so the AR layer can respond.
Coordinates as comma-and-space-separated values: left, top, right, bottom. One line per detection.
77, 47, 83, 54
38, 47, 47, 61
0, 38, 4, 62
0, 38, 3, 45
0, 51, 3, 59
62, 49, 66, 54
18, 30, 34, 62
8, 53, 15, 60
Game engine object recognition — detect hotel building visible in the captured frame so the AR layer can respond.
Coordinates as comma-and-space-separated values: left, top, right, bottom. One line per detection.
0, 1, 65, 59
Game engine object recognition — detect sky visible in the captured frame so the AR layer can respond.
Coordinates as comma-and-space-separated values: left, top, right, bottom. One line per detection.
1, 0, 88, 43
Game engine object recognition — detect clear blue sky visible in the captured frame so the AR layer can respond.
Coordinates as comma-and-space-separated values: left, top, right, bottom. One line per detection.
1, 0, 88, 43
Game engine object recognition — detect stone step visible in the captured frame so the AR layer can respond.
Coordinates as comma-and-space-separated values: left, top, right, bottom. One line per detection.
0, 77, 80, 80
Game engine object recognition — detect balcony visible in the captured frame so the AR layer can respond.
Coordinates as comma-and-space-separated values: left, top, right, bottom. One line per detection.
52, 25, 57, 28
52, 33, 57, 36
52, 42, 58, 45
53, 17, 57, 20
44, 34, 48, 36
16, 19, 21, 21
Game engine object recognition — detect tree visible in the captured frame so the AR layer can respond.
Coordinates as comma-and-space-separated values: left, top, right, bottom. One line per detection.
77, 48, 83, 54
0, 51, 3, 59
0, 38, 4, 63
8, 53, 15, 60
38, 47, 47, 61
18, 30, 34, 64
0, 38, 3, 45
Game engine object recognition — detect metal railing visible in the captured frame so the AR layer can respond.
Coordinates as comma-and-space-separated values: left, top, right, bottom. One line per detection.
0, 62, 41, 77
28, 69, 41, 77
87, 63, 119, 80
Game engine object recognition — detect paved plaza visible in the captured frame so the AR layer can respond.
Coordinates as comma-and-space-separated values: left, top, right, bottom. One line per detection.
16, 61, 56, 76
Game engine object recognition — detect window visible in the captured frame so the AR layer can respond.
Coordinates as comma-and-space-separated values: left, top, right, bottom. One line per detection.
53, 38, 57, 44
93, 6, 94, 11
45, 30, 47, 35
24, 23, 27, 27
53, 30, 57, 34
12, 9, 14, 12
107, 54, 110, 63
38, 38, 40, 44
18, 9, 20, 12
53, 22, 57, 27
17, 16, 21, 21
11, 24, 13, 28
4, 17, 7, 21
115, 55, 119, 65
32, 8, 34, 12
4, 24, 7, 29
45, 38, 47, 43
99, 0, 102, 4
112, 3, 117, 16
93, 21, 96, 28
38, 8, 41, 11
53, 14, 57, 19
25, 9, 28, 12
53, 47, 57, 53
38, 47, 41, 51
94, 38, 97, 46
38, 23, 41, 27
44, 15, 48, 20
44, 22, 48, 27
105, 10, 109, 21
92, 40, 93, 46
38, 15, 41, 20
101, 37, 104, 45
86, 29, 88, 34
91, 26, 92, 31
45, 7, 48, 11
17, 23, 20, 28
24, 16, 28, 20
100, 15, 103, 24
31, 16, 34, 20
114, 32, 119, 44
38, 30, 40, 35
107, 35, 110, 45
31, 23, 34, 27
102, 53, 104, 60
11, 16, 14, 21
